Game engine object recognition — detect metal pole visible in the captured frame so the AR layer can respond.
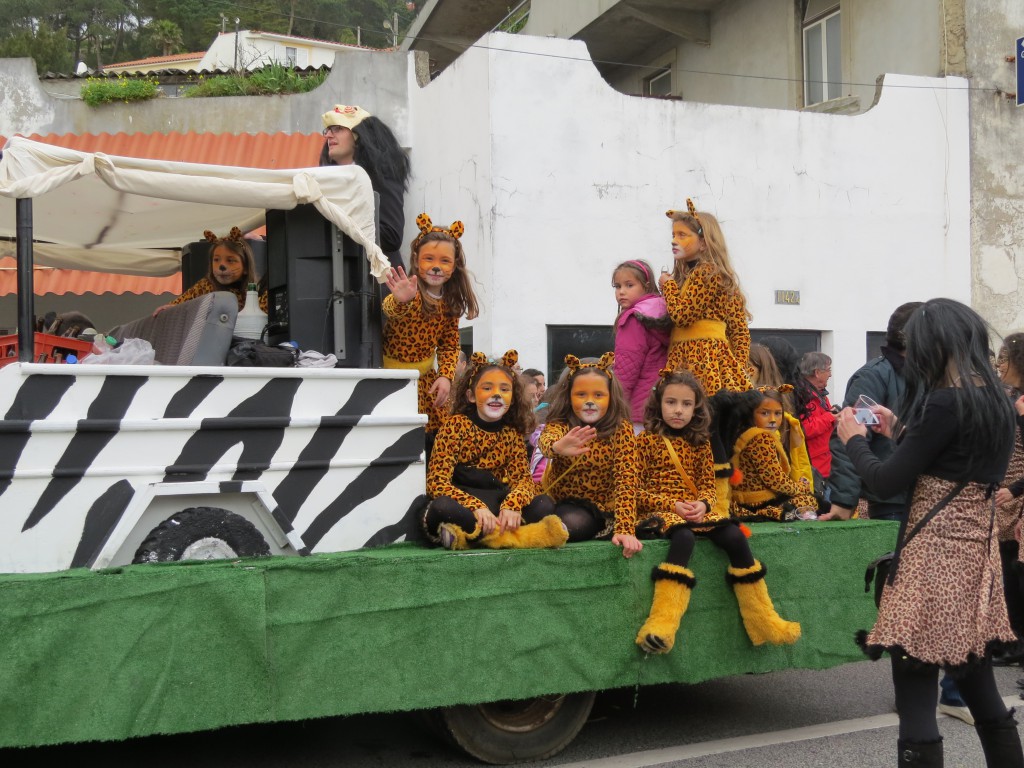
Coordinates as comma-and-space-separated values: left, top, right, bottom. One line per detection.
393, 12, 399, 46
15, 198, 34, 363
234, 18, 240, 71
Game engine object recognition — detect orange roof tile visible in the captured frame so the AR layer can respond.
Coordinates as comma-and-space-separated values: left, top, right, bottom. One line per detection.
105, 52, 206, 69
0, 131, 325, 169
0, 258, 181, 298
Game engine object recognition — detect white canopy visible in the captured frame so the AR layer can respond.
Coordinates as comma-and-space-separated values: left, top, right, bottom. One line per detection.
0, 136, 391, 281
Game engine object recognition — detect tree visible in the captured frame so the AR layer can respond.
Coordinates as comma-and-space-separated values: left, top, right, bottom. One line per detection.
148, 18, 182, 56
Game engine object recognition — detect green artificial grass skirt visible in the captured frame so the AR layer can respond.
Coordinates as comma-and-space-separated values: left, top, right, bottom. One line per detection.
0, 519, 895, 748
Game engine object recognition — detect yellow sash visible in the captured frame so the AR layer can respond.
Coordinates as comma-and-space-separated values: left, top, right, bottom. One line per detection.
662, 437, 700, 500
671, 319, 727, 344
382, 354, 435, 375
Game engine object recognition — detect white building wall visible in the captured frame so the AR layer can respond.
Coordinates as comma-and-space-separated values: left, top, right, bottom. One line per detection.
408, 33, 970, 402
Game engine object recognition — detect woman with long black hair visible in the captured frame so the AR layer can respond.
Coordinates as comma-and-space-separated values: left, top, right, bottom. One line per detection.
837, 298, 1021, 767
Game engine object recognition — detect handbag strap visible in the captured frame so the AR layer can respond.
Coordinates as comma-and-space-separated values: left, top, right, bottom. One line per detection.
885, 480, 966, 586
541, 454, 579, 494
662, 437, 700, 500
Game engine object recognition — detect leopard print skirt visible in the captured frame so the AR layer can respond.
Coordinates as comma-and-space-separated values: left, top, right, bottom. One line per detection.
864, 475, 1016, 668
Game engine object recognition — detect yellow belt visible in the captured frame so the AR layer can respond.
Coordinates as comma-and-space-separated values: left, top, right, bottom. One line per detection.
671, 319, 727, 343
382, 354, 435, 375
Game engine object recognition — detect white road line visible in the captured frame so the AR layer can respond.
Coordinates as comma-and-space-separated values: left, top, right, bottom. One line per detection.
553, 695, 1020, 768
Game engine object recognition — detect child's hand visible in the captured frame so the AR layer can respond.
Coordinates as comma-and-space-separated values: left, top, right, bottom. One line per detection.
995, 487, 1014, 507
554, 426, 597, 456
430, 376, 451, 408
474, 508, 498, 536
612, 533, 643, 558
497, 508, 522, 533
676, 501, 706, 523
152, 303, 173, 317
385, 266, 418, 303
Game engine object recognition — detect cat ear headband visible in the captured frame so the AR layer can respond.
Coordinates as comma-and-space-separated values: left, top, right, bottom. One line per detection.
204, 227, 245, 244
414, 213, 464, 243
564, 352, 615, 377
756, 384, 794, 395
664, 198, 704, 237
468, 349, 519, 380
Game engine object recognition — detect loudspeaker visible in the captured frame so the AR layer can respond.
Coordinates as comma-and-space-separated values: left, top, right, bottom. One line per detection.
265, 204, 381, 368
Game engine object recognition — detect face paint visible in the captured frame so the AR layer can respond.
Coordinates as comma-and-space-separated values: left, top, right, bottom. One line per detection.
753, 397, 784, 431
571, 372, 610, 425
661, 383, 697, 431
211, 245, 245, 286
467, 368, 514, 422
416, 241, 457, 289
671, 221, 704, 265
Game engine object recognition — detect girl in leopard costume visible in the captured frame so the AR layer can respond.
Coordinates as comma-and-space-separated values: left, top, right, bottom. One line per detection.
633, 370, 799, 655
424, 350, 566, 551
383, 214, 479, 441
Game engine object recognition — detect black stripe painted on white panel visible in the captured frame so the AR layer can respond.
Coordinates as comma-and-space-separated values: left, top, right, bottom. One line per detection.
300, 427, 424, 549
70, 479, 136, 569
163, 376, 225, 418
0, 374, 76, 496
273, 377, 412, 523
22, 376, 149, 532
163, 378, 301, 483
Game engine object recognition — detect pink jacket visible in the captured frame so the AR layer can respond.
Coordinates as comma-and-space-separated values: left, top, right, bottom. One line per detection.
615, 294, 670, 422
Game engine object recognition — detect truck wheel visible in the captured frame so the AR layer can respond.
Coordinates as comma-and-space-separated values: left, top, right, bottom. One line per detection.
438, 691, 595, 764
132, 507, 271, 563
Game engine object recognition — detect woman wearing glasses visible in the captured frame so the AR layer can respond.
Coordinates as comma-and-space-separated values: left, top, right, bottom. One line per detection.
320, 104, 411, 269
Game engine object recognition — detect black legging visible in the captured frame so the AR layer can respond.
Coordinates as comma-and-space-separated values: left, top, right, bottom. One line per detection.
891, 655, 1009, 741
665, 523, 756, 570
543, 500, 605, 542
426, 494, 556, 537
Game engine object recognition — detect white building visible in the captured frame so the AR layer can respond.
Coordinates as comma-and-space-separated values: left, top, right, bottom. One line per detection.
199, 30, 368, 71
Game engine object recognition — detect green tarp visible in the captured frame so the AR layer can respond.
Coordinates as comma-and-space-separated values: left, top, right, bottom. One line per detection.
0, 520, 894, 748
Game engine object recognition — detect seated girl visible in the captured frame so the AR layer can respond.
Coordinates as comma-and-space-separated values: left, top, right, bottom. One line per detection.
634, 370, 800, 653
424, 349, 567, 551
154, 228, 267, 316
538, 353, 642, 556
721, 386, 818, 521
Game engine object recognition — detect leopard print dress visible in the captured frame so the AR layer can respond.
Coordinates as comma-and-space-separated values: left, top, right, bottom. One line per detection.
634, 431, 725, 535
539, 419, 639, 538
661, 262, 751, 396
729, 427, 818, 521
864, 475, 1016, 668
382, 292, 460, 433
171, 278, 269, 313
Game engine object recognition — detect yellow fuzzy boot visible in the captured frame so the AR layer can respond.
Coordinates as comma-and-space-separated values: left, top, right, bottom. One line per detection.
727, 560, 801, 646
636, 563, 696, 654
479, 514, 569, 550
438, 520, 482, 551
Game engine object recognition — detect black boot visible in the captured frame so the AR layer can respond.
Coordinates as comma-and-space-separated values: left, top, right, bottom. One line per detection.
897, 738, 942, 766
974, 710, 1024, 768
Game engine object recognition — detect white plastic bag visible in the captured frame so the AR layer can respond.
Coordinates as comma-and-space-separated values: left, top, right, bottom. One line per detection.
81, 337, 157, 365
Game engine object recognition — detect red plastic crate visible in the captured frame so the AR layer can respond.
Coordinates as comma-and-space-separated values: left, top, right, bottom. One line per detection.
0, 333, 94, 367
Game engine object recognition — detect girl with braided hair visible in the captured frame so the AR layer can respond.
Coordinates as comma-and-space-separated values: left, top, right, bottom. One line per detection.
153, 227, 266, 316
383, 213, 479, 438
424, 350, 567, 551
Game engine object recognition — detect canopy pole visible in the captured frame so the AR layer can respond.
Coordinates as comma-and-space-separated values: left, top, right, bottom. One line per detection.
16, 198, 34, 363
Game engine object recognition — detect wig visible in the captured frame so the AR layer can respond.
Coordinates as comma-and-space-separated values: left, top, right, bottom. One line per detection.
318, 115, 410, 190
642, 369, 712, 445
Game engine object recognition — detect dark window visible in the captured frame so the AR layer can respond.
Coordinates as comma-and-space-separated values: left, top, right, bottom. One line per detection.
866, 332, 885, 363
546, 325, 613, 384
750, 329, 820, 357
459, 326, 473, 362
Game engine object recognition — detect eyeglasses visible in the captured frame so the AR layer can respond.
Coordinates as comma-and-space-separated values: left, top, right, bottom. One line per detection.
322, 125, 345, 136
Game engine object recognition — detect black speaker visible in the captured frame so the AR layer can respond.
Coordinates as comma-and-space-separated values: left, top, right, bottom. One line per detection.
265, 204, 381, 368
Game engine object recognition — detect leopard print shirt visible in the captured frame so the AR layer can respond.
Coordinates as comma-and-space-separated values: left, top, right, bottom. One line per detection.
383, 292, 460, 431
662, 262, 751, 395
171, 278, 269, 313
635, 431, 719, 523
539, 419, 639, 535
426, 413, 536, 511
730, 427, 816, 520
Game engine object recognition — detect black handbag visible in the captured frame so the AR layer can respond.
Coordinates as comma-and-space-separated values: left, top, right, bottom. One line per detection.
226, 336, 297, 367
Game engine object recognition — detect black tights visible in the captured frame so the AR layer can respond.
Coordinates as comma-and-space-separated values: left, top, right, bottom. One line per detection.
425, 494, 556, 536
665, 524, 756, 570
547, 501, 605, 542
891, 655, 1008, 741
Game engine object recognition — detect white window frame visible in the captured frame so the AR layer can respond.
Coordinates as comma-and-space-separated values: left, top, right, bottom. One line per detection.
803, 8, 841, 106
645, 66, 672, 97
284, 46, 297, 67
